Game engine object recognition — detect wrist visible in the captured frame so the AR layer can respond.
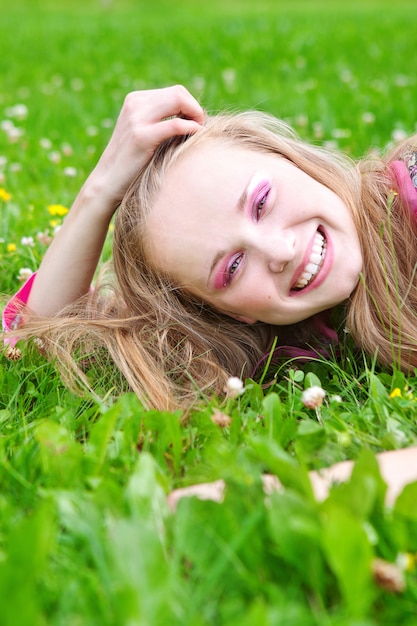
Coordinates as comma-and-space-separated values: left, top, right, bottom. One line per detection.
74, 174, 121, 221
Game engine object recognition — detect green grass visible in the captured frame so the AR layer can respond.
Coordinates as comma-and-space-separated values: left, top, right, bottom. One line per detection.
1, 1, 417, 624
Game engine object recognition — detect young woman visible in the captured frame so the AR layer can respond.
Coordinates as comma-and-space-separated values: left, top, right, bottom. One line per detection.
3, 85, 417, 411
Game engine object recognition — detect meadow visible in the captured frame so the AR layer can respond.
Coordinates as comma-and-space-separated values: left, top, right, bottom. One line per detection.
1, 0, 417, 623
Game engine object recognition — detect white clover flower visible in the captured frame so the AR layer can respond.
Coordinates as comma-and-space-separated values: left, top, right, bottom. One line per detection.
5, 126, 24, 142
392, 128, 408, 143
331, 128, 351, 139
372, 558, 405, 593
5, 104, 28, 120
301, 386, 326, 409
71, 78, 84, 91
211, 409, 232, 428
192, 76, 206, 93
295, 114, 308, 128
48, 151, 61, 164
4, 345, 22, 361
39, 137, 52, 150
63, 166, 77, 177
221, 68, 236, 86
330, 394, 342, 403
225, 376, 244, 398
1, 120, 14, 131
312, 121, 324, 139
362, 111, 375, 124
36, 230, 52, 246
61, 143, 73, 156
20, 236, 34, 247
17, 267, 33, 281
86, 125, 99, 137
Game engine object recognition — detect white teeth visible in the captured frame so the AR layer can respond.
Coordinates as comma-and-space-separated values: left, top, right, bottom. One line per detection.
294, 231, 326, 290
310, 253, 322, 265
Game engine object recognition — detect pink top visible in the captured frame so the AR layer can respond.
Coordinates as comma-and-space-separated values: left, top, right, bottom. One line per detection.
2, 272, 37, 346
390, 151, 417, 220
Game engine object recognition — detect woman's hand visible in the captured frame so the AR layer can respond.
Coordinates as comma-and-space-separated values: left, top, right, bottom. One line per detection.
86, 85, 205, 214
26, 85, 204, 316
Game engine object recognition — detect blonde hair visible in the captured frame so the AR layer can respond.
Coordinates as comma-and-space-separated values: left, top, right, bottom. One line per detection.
5, 113, 417, 410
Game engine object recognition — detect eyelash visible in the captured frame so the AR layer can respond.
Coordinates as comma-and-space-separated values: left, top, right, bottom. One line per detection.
254, 190, 269, 221
224, 187, 270, 286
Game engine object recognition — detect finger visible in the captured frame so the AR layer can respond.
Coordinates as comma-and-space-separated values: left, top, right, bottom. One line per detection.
145, 117, 203, 147
144, 85, 205, 125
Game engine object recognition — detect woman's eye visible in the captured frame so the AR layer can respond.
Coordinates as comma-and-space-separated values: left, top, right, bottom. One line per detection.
225, 254, 243, 285
255, 191, 269, 221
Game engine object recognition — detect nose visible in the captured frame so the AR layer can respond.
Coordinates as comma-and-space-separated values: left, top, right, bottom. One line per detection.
264, 230, 295, 274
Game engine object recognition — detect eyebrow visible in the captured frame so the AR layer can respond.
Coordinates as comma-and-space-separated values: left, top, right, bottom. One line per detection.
207, 182, 250, 286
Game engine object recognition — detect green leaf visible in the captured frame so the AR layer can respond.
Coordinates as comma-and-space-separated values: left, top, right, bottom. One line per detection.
325, 448, 387, 519
304, 372, 323, 389
321, 504, 374, 617
249, 437, 314, 501
267, 489, 324, 596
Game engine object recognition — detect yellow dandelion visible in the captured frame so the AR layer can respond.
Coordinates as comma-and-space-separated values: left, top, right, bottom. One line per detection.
49, 219, 60, 228
389, 388, 402, 399
7, 243, 16, 252
47, 204, 69, 216
0, 188, 11, 202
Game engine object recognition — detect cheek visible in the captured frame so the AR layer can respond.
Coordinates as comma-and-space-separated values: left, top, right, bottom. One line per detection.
233, 286, 274, 318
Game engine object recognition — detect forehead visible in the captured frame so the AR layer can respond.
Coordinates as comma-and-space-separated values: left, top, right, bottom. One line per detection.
152, 140, 274, 217
145, 141, 269, 285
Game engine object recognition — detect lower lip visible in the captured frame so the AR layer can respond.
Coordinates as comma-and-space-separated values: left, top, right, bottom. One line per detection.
291, 228, 333, 296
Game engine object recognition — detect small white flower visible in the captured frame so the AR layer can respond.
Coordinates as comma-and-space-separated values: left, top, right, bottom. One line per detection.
4, 345, 22, 361
331, 128, 351, 139
312, 121, 324, 139
301, 386, 326, 409
295, 114, 308, 128
221, 68, 236, 86
1, 120, 14, 132
61, 143, 73, 156
36, 230, 52, 246
5, 126, 24, 142
5, 103, 28, 120
330, 394, 342, 403
17, 267, 33, 281
20, 236, 34, 247
362, 111, 375, 124
71, 78, 84, 91
225, 376, 244, 398
63, 166, 77, 177
86, 125, 98, 137
211, 409, 232, 428
392, 128, 408, 143
48, 151, 61, 164
39, 137, 52, 150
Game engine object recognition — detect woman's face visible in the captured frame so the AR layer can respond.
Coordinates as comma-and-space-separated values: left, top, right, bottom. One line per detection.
146, 141, 363, 326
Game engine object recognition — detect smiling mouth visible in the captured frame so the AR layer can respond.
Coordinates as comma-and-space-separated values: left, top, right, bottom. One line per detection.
292, 229, 327, 291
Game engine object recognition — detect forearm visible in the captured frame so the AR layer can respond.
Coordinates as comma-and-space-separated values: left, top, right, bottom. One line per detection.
27, 180, 115, 316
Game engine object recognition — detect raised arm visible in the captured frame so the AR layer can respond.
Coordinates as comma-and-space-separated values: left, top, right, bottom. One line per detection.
27, 85, 204, 316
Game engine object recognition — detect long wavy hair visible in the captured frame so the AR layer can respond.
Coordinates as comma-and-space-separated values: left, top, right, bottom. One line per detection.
5, 112, 417, 410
